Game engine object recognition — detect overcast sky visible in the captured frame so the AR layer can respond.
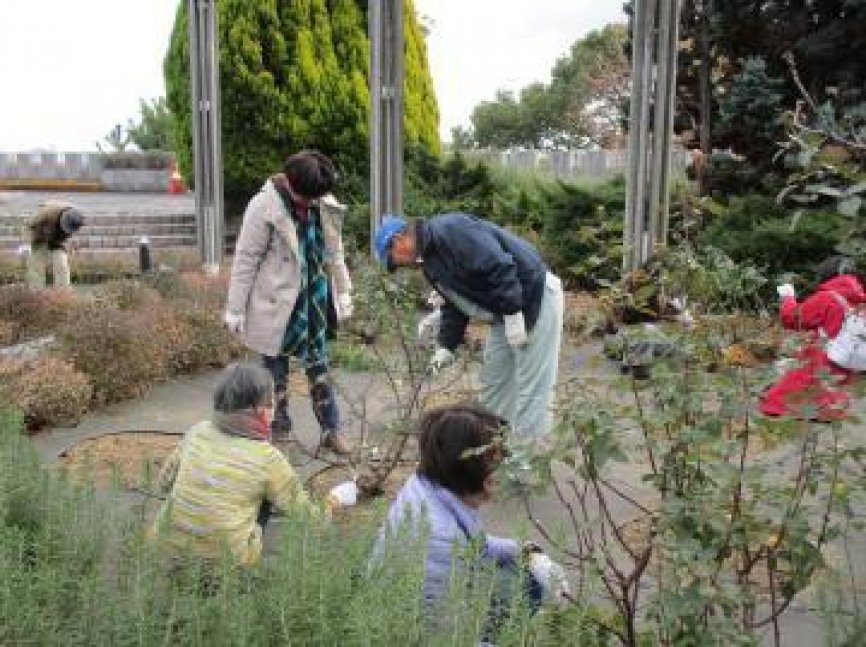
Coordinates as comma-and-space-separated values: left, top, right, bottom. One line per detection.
0, 1, 625, 151
415, 0, 626, 140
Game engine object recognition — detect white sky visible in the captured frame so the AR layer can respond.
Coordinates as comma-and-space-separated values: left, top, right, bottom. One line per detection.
416, 0, 627, 140
0, 0, 625, 151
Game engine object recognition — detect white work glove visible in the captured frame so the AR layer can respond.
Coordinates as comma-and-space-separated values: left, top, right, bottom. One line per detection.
777, 284, 796, 300
17, 243, 32, 256
526, 548, 571, 603
503, 312, 528, 348
327, 480, 358, 508
429, 347, 455, 373
427, 291, 445, 308
223, 311, 245, 334
336, 293, 354, 321
417, 309, 442, 341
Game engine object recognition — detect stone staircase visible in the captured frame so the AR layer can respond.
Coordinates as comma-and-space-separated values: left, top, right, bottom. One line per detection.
0, 212, 197, 252
0, 195, 198, 261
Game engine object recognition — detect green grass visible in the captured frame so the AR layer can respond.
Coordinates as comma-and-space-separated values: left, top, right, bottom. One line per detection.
0, 408, 606, 646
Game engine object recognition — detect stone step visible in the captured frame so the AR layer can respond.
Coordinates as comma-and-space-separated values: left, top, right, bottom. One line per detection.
0, 212, 195, 227
66, 246, 198, 259
0, 222, 196, 238
0, 234, 197, 250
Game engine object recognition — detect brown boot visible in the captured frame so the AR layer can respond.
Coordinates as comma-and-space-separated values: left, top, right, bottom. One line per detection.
320, 430, 352, 457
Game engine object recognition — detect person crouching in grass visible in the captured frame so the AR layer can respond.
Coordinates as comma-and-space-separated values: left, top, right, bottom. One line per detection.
151, 362, 323, 567
373, 405, 569, 637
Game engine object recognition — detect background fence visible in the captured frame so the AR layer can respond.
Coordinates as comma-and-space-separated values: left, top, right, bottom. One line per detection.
0, 152, 172, 192
462, 148, 689, 180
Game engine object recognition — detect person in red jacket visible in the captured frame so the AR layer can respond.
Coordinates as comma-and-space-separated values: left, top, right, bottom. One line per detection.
760, 256, 866, 420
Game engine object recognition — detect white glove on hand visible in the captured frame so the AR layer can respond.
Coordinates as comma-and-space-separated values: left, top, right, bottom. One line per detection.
417, 309, 442, 341
223, 311, 245, 334
777, 284, 796, 300
327, 480, 358, 508
429, 347, 455, 373
337, 293, 354, 321
527, 551, 571, 603
503, 312, 528, 348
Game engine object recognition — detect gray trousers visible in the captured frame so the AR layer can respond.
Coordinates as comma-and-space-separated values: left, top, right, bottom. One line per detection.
479, 273, 564, 440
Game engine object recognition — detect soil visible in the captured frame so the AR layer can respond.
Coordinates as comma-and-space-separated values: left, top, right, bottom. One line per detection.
564, 291, 603, 338
57, 431, 180, 488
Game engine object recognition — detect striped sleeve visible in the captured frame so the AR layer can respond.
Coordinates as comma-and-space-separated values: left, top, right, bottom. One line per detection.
265, 448, 320, 517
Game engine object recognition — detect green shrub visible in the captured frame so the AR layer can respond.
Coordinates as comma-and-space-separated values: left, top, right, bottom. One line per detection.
537, 177, 626, 289
700, 194, 845, 276
330, 338, 381, 372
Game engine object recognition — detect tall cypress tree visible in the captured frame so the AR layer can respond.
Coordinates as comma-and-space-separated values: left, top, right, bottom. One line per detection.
165, 0, 440, 211
403, 0, 440, 154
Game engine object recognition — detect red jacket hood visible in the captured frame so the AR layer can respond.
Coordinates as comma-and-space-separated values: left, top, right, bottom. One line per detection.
817, 274, 866, 305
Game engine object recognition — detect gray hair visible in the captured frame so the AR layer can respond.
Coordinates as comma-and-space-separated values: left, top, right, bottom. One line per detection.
213, 363, 274, 413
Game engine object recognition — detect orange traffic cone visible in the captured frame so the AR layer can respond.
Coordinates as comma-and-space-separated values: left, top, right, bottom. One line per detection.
168, 160, 186, 194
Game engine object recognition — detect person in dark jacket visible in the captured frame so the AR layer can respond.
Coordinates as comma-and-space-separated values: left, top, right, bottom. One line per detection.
374, 213, 564, 441
26, 202, 84, 288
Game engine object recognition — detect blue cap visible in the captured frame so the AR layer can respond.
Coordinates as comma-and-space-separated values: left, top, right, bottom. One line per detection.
374, 214, 407, 264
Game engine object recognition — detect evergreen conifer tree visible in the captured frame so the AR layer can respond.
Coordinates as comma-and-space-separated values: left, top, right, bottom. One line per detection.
164, 0, 440, 210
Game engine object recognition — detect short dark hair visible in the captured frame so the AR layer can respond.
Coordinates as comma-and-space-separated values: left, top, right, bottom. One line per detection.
213, 363, 274, 413
283, 150, 336, 199
417, 404, 505, 496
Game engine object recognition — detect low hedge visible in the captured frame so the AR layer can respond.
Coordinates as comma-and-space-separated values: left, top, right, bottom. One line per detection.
0, 272, 245, 422
0, 357, 92, 428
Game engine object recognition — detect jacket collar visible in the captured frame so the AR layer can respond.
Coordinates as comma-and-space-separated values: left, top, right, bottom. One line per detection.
264, 179, 299, 258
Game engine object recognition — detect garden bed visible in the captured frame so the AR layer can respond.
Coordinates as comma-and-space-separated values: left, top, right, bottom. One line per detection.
57, 431, 181, 488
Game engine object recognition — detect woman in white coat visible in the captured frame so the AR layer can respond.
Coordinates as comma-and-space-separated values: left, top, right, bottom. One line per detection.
224, 151, 353, 455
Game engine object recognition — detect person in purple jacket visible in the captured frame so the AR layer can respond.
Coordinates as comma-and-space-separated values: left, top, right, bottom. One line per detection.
374, 405, 568, 628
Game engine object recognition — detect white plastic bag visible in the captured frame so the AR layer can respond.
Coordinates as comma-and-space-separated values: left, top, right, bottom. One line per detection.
827, 310, 866, 371
327, 480, 358, 507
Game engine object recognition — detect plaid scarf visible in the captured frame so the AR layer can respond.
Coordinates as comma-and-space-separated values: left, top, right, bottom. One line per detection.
275, 185, 329, 369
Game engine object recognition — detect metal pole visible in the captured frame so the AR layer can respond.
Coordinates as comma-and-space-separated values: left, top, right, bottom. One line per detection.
659, 0, 681, 245
189, 0, 223, 273
625, 0, 679, 270
647, 0, 673, 253
624, 0, 655, 272
369, 0, 404, 256
385, 0, 404, 214
369, 0, 384, 256
622, 0, 643, 273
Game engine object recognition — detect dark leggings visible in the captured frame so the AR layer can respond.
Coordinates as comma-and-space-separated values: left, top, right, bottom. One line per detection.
261, 354, 340, 432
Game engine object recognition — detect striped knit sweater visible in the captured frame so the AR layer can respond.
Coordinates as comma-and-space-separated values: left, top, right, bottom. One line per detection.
151, 420, 318, 565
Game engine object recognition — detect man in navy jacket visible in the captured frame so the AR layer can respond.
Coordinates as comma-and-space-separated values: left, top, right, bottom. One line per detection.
375, 213, 564, 440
